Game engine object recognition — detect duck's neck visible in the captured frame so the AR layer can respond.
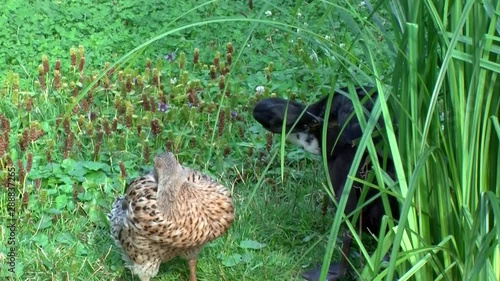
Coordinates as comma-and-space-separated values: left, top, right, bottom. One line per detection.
156, 172, 185, 212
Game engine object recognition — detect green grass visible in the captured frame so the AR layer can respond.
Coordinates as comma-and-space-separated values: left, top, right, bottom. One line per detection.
0, 1, 388, 280
1, 0, 499, 280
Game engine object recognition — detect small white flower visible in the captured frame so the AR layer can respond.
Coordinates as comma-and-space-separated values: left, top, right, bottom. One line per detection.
359, 1, 366, 7
170, 78, 177, 84
324, 35, 332, 41
303, 22, 308, 27
265, 10, 272, 17
339, 43, 346, 48
297, 12, 302, 17
255, 86, 265, 94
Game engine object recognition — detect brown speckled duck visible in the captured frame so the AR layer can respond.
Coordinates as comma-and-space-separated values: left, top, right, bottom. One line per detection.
107, 152, 234, 281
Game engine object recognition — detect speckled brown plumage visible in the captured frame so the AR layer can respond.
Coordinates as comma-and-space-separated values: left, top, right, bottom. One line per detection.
107, 152, 234, 281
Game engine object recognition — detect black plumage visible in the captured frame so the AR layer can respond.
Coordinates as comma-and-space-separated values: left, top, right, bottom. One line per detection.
252, 86, 400, 281
252, 97, 323, 133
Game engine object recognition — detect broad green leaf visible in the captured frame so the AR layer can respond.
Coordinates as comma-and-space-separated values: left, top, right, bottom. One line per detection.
221, 253, 243, 267
36, 215, 53, 229
85, 171, 107, 183
82, 161, 107, 171
55, 194, 69, 209
239, 239, 266, 250
31, 233, 48, 247
54, 233, 77, 245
